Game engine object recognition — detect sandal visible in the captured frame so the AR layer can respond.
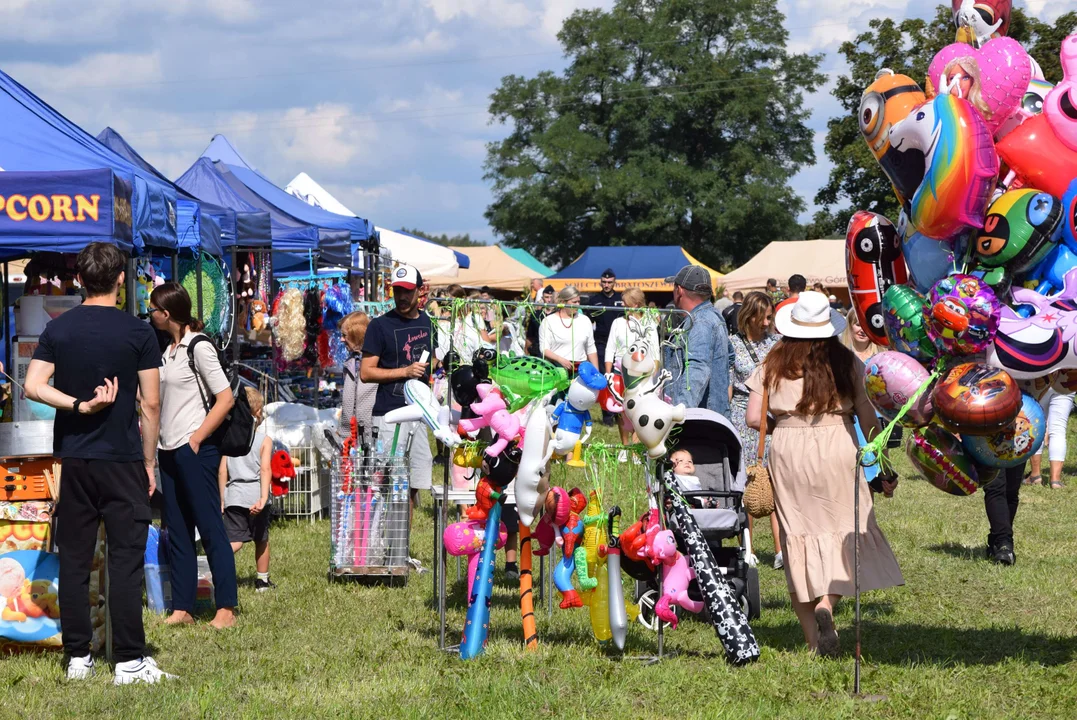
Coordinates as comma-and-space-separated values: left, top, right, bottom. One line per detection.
1051, 479, 1064, 490
1024, 475, 1043, 486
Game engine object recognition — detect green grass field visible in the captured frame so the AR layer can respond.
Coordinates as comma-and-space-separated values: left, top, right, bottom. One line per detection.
5, 422, 1077, 720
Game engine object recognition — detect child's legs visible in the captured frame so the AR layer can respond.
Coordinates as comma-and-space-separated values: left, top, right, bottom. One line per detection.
254, 540, 270, 574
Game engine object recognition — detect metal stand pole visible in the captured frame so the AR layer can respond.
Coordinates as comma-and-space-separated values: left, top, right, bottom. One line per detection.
196, 252, 204, 320
170, 253, 179, 284
437, 315, 455, 652
854, 466, 862, 695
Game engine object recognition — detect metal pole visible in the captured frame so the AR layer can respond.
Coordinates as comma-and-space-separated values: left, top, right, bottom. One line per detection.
438, 312, 455, 651
854, 466, 862, 695
196, 252, 204, 320
170, 253, 179, 284
231, 248, 240, 365
126, 258, 137, 317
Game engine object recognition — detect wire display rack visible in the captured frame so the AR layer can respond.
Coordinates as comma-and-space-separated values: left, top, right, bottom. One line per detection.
329, 454, 410, 584
276, 444, 331, 521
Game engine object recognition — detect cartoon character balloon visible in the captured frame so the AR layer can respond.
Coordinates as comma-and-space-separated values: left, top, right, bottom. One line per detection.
846, 211, 908, 346
863, 351, 936, 427
859, 70, 928, 208
887, 94, 999, 240
926, 38, 1031, 133
898, 210, 966, 293
951, 0, 1011, 48
882, 285, 937, 361
906, 425, 985, 496
973, 189, 1063, 276
1044, 35, 1077, 153
924, 274, 1001, 355
962, 392, 1045, 468
988, 267, 1077, 379
932, 362, 1021, 435
1026, 179, 1077, 295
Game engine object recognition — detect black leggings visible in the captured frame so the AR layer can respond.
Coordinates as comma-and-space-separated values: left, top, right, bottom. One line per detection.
983, 463, 1024, 549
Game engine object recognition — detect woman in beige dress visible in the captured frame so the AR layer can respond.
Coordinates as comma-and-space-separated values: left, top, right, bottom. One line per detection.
746, 292, 903, 656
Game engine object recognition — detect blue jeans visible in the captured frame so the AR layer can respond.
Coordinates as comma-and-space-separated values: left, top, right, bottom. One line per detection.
159, 443, 238, 612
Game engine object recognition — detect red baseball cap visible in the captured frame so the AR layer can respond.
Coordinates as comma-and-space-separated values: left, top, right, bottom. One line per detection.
391, 265, 423, 290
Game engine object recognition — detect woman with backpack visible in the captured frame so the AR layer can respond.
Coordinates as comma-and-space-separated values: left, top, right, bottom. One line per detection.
150, 282, 238, 629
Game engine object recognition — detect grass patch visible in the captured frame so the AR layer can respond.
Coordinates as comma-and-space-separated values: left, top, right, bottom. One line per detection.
5, 422, 1077, 719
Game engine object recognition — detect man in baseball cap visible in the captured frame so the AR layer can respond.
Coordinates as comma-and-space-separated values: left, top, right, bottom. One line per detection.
663, 264, 731, 417
391, 264, 423, 290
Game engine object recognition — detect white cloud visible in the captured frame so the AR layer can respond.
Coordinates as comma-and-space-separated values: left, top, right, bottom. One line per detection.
424, 0, 533, 27
3, 52, 164, 93
272, 104, 377, 168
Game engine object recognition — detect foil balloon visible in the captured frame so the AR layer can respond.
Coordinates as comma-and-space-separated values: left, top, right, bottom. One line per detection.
905, 425, 983, 496
1025, 178, 1077, 294
926, 38, 1031, 133
962, 392, 1045, 468
932, 362, 1021, 435
1044, 35, 1077, 153
899, 210, 967, 293
846, 211, 908, 346
951, 0, 1011, 47
973, 189, 1063, 275
888, 94, 999, 240
924, 274, 1000, 355
996, 77, 1055, 140
987, 267, 1077, 379
863, 351, 935, 427
882, 285, 937, 361
995, 114, 1077, 199
859, 70, 928, 208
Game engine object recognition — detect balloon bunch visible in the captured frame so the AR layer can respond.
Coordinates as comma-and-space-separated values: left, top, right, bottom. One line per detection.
851, 12, 1074, 495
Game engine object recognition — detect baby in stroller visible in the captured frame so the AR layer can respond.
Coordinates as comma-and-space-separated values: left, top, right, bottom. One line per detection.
637, 409, 761, 625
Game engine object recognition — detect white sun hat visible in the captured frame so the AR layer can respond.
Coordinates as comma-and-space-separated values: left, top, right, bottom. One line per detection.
774, 291, 847, 339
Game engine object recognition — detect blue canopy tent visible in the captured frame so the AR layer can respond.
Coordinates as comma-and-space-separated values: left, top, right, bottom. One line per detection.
202, 135, 372, 265
176, 158, 311, 253
97, 127, 270, 254
0, 67, 177, 253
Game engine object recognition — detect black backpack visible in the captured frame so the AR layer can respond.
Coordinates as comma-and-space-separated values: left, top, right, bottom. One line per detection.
187, 335, 257, 457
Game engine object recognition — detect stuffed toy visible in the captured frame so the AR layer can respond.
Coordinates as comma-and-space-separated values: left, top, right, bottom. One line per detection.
270, 449, 296, 498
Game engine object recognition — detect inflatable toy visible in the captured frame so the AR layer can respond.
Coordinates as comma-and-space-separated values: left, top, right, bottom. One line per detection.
888, 93, 999, 239
882, 285, 937, 361
547, 487, 588, 609
515, 398, 552, 528
926, 37, 1031, 133
988, 267, 1077, 378
924, 274, 1001, 355
1025, 179, 1077, 294
460, 502, 503, 660
995, 114, 1077, 200
846, 210, 908, 345
905, 425, 984, 495
974, 189, 1062, 276
962, 391, 1045, 468
645, 527, 703, 630
863, 351, 936, 426
547, 362, 606, 459
518, 524, 538, 650
1044, 35, 1077, 153
467, 444, 521, 522
951, 0, 1011, 47
605, 507, 629, 651
619, 343, 686, 458
458, 385, 520, 456
859, 70, 927, 208
383, 380, 461, 448
443, 519, 508, 598
900, 208, 966, 292
933, 362, 1021, 435
488, 355, 571, 412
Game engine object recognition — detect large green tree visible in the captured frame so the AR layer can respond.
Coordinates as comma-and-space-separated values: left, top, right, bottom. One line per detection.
484, 0, 824, 269
809, 5, 1077, 238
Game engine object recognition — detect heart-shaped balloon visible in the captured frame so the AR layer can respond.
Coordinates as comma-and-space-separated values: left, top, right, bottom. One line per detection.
995, 113, 1077, 199
927, 37, 1032, 133
1044, 35, 1077, 153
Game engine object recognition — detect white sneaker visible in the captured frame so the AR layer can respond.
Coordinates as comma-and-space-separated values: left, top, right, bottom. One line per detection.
617, 450, 628, 463
773, 551, 784, 570
66, 655, 95, 681
632, 454, 642, 465
407, 557, 428, 574
746, 553, 759, 568
113, 656, 177, 686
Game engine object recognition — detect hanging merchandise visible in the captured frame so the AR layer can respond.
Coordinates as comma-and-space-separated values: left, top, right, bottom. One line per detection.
303, 288, 322, 366
323, 284, 354, 367
273, 288, 307, 362
179, 253, 228, 337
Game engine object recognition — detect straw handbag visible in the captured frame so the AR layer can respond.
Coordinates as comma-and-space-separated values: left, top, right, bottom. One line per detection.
743, 380, 775, 518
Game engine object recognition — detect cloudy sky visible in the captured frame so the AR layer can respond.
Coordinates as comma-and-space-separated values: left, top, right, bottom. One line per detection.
0, 0, 1069, 244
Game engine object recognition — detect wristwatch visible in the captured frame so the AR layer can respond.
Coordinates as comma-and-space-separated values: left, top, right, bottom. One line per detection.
73, 399, 83, 415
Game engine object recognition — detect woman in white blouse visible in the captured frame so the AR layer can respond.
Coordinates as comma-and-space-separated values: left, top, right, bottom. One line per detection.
149, 282, 237, 631
539, 285, 598, 371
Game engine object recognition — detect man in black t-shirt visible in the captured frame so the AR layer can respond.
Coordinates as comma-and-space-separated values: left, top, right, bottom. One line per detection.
587, 268, 622, 425
361, 265, 434, 519
24, 242, 172, 684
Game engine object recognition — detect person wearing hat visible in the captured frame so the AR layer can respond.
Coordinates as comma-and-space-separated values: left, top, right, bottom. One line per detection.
744, 291, 903, 657
586, 269, 623, 425
361, 265, 435, 551
664, 264, 732, 417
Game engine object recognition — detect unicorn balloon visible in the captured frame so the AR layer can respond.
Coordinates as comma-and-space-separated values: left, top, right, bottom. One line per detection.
888, 93, 999, 240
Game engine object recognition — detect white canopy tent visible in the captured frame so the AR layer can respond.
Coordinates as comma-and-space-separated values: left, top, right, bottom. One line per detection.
285, 172, 460, 278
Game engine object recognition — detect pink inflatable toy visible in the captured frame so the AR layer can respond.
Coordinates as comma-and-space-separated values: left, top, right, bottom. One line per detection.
645, 527, 703, 629
443, 519, 508, 597
927, 37, 1032, 133
458, 385, 521, 456
1045, 35, 1077, 153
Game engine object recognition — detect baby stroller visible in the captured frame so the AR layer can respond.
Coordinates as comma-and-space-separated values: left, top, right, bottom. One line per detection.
636, 408, 761, 628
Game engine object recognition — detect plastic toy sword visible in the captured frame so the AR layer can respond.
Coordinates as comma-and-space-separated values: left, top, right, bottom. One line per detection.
460, 499, 504, 660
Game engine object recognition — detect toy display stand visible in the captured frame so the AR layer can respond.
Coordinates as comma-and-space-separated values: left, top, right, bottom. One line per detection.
429, 296, 693, 653
329, 454, 410, 585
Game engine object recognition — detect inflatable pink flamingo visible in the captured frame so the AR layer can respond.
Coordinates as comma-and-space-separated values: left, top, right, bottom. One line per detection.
443, 519, 508, 597
1045, 35, 1077, 153
458, 385, 521, 456
645, 527, 704, 629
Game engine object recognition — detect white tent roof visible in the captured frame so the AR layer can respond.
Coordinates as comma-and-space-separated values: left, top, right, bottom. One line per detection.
285, 172, 460, 278
721, 240, 847, 293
